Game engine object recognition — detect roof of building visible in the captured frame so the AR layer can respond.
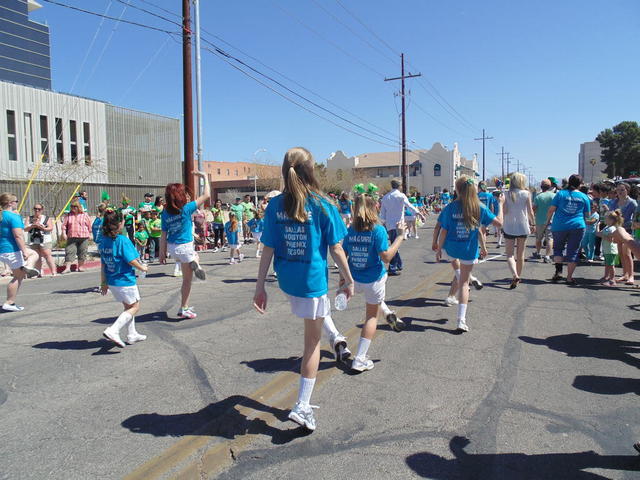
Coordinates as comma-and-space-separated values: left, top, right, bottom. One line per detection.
354, 150, 426, 168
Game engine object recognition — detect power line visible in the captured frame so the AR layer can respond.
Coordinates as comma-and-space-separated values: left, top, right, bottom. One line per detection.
410, 99, 471, 138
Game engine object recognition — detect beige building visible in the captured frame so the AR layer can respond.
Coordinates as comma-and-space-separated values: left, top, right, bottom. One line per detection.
578, 141, 607, 184
327, 142, 478, 194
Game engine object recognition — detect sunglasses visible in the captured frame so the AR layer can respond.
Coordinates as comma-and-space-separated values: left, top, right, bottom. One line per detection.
34, 207, 42, 210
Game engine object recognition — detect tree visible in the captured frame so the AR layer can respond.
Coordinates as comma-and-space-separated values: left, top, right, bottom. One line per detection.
596, 121, 640, 178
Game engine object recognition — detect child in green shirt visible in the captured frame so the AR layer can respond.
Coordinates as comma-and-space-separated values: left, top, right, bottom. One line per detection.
134, 222, 149, 261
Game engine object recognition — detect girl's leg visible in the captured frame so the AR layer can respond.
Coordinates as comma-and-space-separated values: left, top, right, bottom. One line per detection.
5, 268, 26, 305
43, 248, 57, 276
104, 301, 140, 347
291, 316, 324, 429
125, 301, 146, 343
505, 237, 518, 279
323, 314, 351, 360
180, 262, 193, 309
516, 237, 526, 277
353, 303, 379, 371
456, 264, 473, 332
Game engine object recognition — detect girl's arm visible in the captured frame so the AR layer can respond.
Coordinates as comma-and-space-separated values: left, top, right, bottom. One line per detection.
329, 242, 355, 300
479, 229, 488, 258
129, 258, 148, 272
380, 221, 406, 263
159, 232, 168, 264
492, 195, 505, 228
100, 265, 108, 296
435, 227, 447, 262
253, 246, 274, 314
44, 216, 54, 233
432, 221, 441, 251
194, 171, 211, 208
526, 194, 535, 226
544, 205, 556, 229
12, 227, 30, 259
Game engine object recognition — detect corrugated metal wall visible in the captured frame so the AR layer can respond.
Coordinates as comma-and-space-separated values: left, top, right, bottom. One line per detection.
105, 105, 181, 186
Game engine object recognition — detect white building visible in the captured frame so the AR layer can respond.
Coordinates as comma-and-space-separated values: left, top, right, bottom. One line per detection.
578, 140, 606, 184
327, 142, 477, 194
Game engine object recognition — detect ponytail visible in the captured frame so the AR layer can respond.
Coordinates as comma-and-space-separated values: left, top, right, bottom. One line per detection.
282, 147, 323, 223
454, 176, 480, 230
229, 212, 238, 232
352, 194, 378, 232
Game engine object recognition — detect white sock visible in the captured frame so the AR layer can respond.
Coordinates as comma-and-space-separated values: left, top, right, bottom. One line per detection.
297, 376, 316, 406
470, 275, 477, 282
380, 301, 392, 316
457, 303, 468, 321
323, 315, 340, 340
127, 316, 138, 337
110, 311, 132, 333
455, 269, 461, 281
356, 337, 371, 359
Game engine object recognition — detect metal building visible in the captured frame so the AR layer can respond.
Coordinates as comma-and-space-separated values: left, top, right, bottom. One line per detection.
0, 0, 52, 89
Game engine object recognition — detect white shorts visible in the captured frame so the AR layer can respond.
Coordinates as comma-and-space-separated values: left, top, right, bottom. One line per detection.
0, 251, 25, 270
168, 242, 196, 264
109, 285, 140, 304
287, 294, 330, 319
355, 274, 387, 305
228, 244, 241, 250
252, 232, 262, 243
446, 254, 478, 266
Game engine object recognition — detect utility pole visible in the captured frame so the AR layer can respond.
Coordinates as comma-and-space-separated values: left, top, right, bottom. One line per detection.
516, 158, 520, 173
182, 0, 195, 196
385, 53, 421, 194
497, 147, 505, 181
474, 129, 493, 181
193, 0, 204, 194
505, 152, 513, 176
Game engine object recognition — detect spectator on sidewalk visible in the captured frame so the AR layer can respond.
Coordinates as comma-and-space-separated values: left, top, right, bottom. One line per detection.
241, 194, 255, 243
77, 191, 89, 213
210, 199, 225, 252
153, 195, 165, 214
532, 179, 555, 262
147, 210, 162, 261
138, 193, 154, 213
61, 201, 92, 273
0, 192, 40, 312
119, 196, 137, 242
379, 179, 424, 275
230, 198, 245, 243
24, 203, 56, 277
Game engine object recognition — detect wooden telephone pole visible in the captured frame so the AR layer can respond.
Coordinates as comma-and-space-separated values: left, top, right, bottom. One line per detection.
385, 53, 421, 194
474, 129, 493, 181
182, 0, 195, 195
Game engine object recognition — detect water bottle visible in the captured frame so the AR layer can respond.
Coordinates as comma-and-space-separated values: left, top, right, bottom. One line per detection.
138, 269, 146, 279
334, 292, 348, 311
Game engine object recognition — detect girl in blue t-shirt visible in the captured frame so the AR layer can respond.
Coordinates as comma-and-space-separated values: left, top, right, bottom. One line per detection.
341, 192, 406, 372
224, 212, 243, 264
100, 209, 148, 348
338, 192, 352, 227
254, 147, 355, 432
436, 176, 503, 332
247, 210, 265, 258
159, 171, 210, 319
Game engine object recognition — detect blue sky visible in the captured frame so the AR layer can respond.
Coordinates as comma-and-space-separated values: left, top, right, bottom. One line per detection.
33, 0, 640, 183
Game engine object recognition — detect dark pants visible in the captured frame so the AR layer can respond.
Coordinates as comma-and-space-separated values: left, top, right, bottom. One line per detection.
213, 223, 224, 247
148, 237, 159, 260
125, 224, 134, 242
388, 228, 403, 272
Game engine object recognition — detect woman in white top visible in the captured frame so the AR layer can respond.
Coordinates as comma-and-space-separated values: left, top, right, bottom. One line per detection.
503, 173, 535, 289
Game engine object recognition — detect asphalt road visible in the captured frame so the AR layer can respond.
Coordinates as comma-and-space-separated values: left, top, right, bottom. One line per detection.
1, 219, 639, 480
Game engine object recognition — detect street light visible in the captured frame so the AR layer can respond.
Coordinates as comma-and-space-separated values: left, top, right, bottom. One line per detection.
247, 175, 258, 205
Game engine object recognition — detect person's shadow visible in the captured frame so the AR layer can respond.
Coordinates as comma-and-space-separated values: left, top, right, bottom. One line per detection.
32, 339, 119, 355
406, 436, 640, 479
241, 350, 335, 373
520, 333, 640, 370
121, 395, 308, 445
573, 375, 640, 396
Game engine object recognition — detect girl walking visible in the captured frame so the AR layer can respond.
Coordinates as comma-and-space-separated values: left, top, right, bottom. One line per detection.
338, 191, 352, 227
247, 210, 265, 258
581, 201, 599, 262
210, 199, 225, 252
224, 212, 243, 264
253, 147, 354, 431
596, 210, 622, 286
435, 177, 503, 332
341, 191, 406, 372
159, 171, 210, 319
100, 209, 148, 347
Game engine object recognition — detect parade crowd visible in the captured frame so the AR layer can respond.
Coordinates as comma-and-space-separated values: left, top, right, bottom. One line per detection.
2, 147, 639, 433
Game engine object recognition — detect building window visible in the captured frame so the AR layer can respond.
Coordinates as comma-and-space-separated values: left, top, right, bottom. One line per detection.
55, 117, 63, 163
39, 115, 49, 162
226, 169, 230, 175
217, 168, 221, 175
434, 163, 441, 176
82, 122, 91, 165
23, 113, 34, 163
248, 167, 251, 173
235, 169, 238, 176
69, 120, 78, 163
377, 168, 383, 177
6, 110, 17, 161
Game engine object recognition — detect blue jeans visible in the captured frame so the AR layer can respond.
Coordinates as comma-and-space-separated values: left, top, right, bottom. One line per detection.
388, 228, 403, 272
553, 228, 585, 263
581, 230, 596, 260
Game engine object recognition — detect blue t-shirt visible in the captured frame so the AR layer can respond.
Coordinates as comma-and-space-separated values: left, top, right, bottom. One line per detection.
439, 201, 495, 261
343, 224, 389, 284
550, 190, 590, 232
441, 192, 451, 205
225, 222, 239, 245
161, 201, 197, 244
0, 210, 22, 253
404, 206, 415, 218
585, 212, 599, 233
478, 192, 496, 213
338, 199, 352, 215
92, 217, 103, 243
261, 193, 347, 298
98, 234, 139, 287
247, 218, 264, 233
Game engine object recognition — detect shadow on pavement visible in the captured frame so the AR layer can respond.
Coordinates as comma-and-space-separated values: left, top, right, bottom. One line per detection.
377, 318, 458, 335
406, 436, 640, 479
92, 311, 185, 324
519, 333, 640, 369
32, 339, 119, 355
386, 297, 446, 308
573, 375, 640, 396
241, 350, 335, 373
121, 395, 309, 445
51, 287, 98, 294
624, 320, 640, 331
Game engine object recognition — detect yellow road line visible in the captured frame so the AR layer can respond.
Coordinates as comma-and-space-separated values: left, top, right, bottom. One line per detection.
125, 265, 451, 480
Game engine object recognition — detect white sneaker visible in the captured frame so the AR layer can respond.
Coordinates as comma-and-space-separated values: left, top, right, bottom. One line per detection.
2, 303, 24, 312
256, 252, 261, 258
126, 333, 147, 344
212, 247, 219, 253
351, 356, 374, 372
470, 277, 483, 290
103, 328, 125, 347
178, 307, 197, 319
331, 334, 351, 363
23, 266, 40, 278
189, 260, 206, 280
238, 253, 245, 262
445, 296, 459, 306
457, 318, 469, 333
288, 401, 318, 431
229, 258, 236, 265
221, 246, 228, 252
414, 234, 420, 239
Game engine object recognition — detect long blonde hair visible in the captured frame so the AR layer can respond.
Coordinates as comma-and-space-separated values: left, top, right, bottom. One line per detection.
0, 192, 16, 224
282, 147, 323, 223
508, 172, 527, 203
352, 194, 378, 232
455, 176, 480, 230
